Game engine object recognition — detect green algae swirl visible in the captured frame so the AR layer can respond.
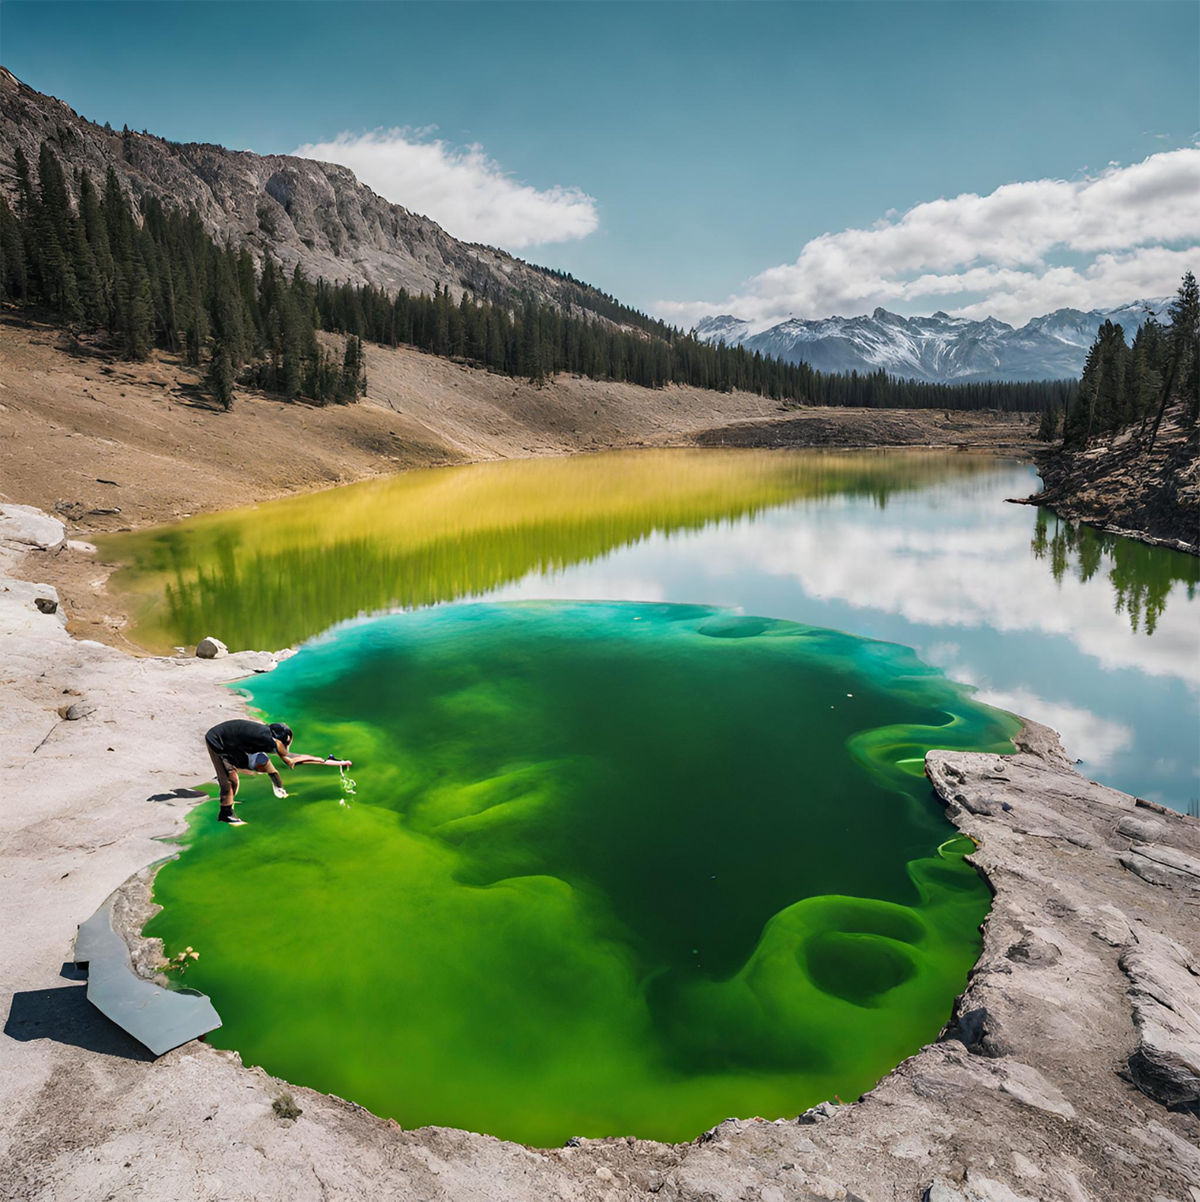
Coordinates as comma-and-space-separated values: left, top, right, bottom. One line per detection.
146, 602, 1017, 1145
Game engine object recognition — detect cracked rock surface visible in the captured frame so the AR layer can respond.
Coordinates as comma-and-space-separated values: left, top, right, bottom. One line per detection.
2, 504, 1198, 1202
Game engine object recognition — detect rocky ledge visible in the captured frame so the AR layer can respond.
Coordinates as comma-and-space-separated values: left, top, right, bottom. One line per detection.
1, 504, 1198, 1202
1020, 414, 1199, 554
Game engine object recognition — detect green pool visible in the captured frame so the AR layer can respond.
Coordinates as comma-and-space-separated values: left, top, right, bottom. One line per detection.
147, 600, 1016, 1145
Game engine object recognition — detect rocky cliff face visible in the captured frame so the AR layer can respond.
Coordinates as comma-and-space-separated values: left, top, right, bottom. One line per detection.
0, 68, 590, 310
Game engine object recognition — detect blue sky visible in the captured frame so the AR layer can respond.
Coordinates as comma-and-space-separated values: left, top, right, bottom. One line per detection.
4, 1, 1197, 325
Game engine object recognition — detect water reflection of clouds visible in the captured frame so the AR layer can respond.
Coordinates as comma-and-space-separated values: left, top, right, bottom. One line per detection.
492, 484, 1198, 688
485, 460, 1198, 809
692, 505, 1199, 689
920, 644, 1133, 770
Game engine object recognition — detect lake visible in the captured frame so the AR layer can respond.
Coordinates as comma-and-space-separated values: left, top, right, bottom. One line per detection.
107, 447, 1199, 1143
102, 448, 1199, 812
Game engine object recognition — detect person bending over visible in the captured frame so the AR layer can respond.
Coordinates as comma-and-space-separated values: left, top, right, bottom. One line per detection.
204, 718, 352, 826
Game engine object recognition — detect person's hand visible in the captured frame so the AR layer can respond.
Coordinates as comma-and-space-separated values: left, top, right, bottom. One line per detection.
339, 759, 353, 768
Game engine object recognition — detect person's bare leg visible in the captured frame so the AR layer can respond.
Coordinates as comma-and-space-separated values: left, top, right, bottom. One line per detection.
207, 745, 244, 823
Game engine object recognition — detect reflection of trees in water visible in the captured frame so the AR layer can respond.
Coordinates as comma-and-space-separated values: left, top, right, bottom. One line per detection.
1032, 509, 1199, 634
101, 450, 1001, 653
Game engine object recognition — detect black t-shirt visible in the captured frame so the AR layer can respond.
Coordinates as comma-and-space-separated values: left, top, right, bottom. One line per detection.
205, 719, 279, 769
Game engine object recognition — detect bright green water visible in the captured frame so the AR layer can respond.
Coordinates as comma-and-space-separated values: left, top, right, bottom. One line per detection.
147, 601, 1016, 1145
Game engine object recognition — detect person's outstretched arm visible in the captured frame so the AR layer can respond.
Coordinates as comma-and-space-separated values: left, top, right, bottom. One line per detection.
277, 745, 352, 769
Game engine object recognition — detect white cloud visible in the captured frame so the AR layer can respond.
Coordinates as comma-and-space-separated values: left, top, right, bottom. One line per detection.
294, 128, 600, 250
658, 149, 1200, 328
974, 687, 1132, 770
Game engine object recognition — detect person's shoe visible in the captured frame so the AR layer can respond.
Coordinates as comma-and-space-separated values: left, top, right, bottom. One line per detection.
272, 783, 288, 799
218, 808, 246, 825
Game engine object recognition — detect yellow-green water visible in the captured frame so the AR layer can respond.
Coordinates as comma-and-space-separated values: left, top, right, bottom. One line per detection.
147, 601, 1016, 1145
98, 449, 999, 655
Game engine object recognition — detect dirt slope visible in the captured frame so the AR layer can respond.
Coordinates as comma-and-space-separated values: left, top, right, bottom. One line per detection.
0, 318, 1034, 533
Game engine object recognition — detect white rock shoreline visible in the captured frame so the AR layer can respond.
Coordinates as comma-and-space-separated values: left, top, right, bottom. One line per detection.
1, 502, 1197, 1202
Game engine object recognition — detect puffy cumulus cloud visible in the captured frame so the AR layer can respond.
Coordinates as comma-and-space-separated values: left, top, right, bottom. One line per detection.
295, 129, 599, 250
659, 149, 1200, 329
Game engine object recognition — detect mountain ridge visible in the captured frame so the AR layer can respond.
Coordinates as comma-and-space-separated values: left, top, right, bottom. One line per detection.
693, 299, 1170, 383
0, 68, 627, 322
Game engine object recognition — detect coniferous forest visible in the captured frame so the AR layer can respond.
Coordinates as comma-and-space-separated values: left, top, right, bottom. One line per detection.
2, 139, 1080, 414
1045, 271, 1199, 450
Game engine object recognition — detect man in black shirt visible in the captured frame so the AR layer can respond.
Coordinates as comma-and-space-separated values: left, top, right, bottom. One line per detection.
204, 718, 352, 825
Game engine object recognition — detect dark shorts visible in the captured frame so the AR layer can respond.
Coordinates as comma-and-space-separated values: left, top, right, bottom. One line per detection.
206, 741, 269, 772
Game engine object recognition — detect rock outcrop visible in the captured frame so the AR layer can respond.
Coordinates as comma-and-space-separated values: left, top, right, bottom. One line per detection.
1021, 410, 1199, 554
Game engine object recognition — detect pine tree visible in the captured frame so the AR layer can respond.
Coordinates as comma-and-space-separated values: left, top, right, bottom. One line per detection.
32, 144, 81, 321
207, 339, 235, 410
338, 335, 361, 403
1036, 405, 1060, 442
1148, 271, 1200, 449
0, 195, 27, 300
78, 171, 112, 318
520, 300, 543, 383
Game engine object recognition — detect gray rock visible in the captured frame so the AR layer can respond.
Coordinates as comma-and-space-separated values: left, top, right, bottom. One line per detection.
924, 1183, 970, 1202
195, 636, 229, 660
1129, 842, 1200, 881
61, 701, 96, 721
797, 1101, 839, 1124
1116, 815, 1167, 843
33, 596, 58, 614
1121, 931, 1200, 1106
1119, 852, 1179, 887
0, 502, 65, 551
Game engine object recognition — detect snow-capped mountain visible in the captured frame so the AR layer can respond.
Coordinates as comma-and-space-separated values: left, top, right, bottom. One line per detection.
693, 299, 1171, 383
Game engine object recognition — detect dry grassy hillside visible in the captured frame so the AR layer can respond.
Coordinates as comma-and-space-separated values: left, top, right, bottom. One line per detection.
0, 319, 783, 528
1, 319, 1036, 532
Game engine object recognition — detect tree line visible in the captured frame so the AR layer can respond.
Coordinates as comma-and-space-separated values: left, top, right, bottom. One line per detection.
1040, 272, 1199, 449
309, 275, 1076, 411
3, 138, 1078, 414
0, 141, 365, 408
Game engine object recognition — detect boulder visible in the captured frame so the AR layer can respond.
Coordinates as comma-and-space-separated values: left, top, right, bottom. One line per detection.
1120, 930, 1200, 1107
195, 636, 229, 660
1116, 815, 1166, 843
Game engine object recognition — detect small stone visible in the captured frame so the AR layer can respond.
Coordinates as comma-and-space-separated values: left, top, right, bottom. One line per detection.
797, 1100, 839, 1124
34, 597, 58, 614
62, 702, 96, 721
195, 636, 229, 659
